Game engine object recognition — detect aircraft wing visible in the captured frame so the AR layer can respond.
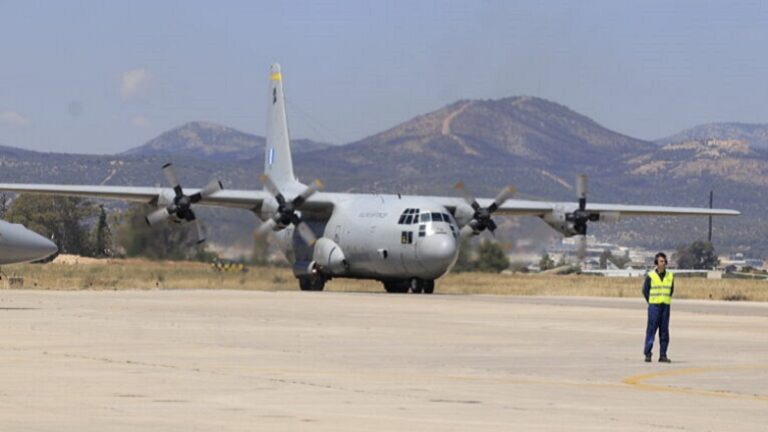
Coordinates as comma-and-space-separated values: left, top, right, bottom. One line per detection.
0, 183, 272, 211
432, 196, 739, 218
472, 198, 740, 217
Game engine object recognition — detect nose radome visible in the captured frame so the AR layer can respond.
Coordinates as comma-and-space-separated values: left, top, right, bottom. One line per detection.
0, 223, 58, 264
421, 234, 456, 261
28, 231, 58, 260
419, 234, 457, 277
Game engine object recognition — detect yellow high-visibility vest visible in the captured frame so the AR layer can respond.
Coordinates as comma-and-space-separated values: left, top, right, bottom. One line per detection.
648, 271, 674, 305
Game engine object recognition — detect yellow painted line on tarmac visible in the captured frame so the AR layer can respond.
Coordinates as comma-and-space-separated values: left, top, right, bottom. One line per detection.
623, 365, 768, 402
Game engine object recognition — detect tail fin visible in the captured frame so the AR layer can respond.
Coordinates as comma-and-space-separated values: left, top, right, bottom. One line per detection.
264, 63, 299, 187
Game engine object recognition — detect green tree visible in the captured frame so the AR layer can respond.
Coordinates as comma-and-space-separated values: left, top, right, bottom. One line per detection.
6, 194, 95, 255
93, 204, 112, 257
475, 239, 510, 273
0, 193, 9, 219
674, 240, 719, 269
113, 203, 206, 261
539, 253, 555, 271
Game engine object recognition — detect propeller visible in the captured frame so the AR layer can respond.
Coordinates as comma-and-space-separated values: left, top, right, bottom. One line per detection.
566, 174, 598, 262
256, 174, 324, 245
454, 181, 516, 237
145, 163, 223, 244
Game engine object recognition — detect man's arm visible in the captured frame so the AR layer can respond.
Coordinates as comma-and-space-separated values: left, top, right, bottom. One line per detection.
670, 279, 674, 297
642, 276, 651, 302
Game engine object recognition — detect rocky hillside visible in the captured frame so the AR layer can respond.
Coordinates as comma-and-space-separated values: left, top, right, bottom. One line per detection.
657, 123, 768, 149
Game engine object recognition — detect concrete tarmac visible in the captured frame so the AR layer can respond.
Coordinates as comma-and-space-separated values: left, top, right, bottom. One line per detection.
1, 290, 767, 431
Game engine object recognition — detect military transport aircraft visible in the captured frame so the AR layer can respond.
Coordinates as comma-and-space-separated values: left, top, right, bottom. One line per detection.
0, 219, 58, 265
0, 64, 739, 293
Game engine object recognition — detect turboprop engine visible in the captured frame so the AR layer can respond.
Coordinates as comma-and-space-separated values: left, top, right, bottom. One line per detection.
311, 237, 348, 275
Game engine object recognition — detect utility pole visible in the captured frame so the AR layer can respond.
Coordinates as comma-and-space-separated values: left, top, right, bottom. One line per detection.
708, 190, 713, 242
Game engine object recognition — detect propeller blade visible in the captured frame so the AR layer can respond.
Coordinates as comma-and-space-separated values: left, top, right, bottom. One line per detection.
486, 218, 498, 233
292, 179, 324, 207
162, 163, 182, 192
145, 208, 170, 226
489, 185, 516, 212
296, 221, 318, 245
192, 219, 206, 244
260, 174, 281, 198
255, 218, 277, 237
199, 179, 223, 197
576, 174, 587, 211
453, 181, 480, 210
190, 179, 224, 203
576, 234, 587, 262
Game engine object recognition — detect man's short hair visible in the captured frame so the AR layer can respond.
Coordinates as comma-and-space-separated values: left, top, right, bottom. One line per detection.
654, 252, 667, 265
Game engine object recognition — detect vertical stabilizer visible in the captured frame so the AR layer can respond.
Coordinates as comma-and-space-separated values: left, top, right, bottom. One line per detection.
264, 63, 299, 187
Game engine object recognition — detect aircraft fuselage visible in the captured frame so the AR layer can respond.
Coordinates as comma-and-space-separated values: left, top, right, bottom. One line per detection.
277, 194, 460, 282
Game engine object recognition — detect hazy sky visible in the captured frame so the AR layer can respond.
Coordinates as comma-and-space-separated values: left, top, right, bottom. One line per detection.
2, 0, 768, 154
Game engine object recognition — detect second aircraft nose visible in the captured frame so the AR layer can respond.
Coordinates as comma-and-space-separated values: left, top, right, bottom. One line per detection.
0, 221, 58, 265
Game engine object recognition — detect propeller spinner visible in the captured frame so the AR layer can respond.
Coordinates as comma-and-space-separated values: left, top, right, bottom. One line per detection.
145, 163, 223, 244
256, 174, 324, 245
454, 181, 516, 238
566, 174, 599, 261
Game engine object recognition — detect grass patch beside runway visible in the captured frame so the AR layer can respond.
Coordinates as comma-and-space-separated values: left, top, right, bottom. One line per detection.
3, 258, 768, 301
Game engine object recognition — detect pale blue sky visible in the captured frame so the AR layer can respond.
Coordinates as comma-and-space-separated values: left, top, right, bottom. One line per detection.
1, 0, 767, 154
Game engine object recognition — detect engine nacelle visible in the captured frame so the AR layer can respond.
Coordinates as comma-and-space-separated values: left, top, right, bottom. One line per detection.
542, 207, 579, 237
157, 190, 176, 207
453, 203, 476, 229
312, 237, 348, 275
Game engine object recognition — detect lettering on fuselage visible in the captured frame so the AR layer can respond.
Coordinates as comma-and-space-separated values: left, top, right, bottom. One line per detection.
358, 212, 388, 218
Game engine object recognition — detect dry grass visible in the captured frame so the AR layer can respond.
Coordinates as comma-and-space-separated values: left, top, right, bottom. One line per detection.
3, 259, 768, 301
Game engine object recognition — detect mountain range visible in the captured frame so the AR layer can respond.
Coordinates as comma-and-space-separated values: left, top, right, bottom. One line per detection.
1, 99, 766, 256
657, 122, 768, 149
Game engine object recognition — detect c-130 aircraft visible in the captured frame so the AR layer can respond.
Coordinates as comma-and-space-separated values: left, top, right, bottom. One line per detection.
0, 64, 739, 293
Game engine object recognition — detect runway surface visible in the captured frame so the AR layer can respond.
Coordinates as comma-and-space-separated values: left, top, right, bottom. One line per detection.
1, 290, 766, 431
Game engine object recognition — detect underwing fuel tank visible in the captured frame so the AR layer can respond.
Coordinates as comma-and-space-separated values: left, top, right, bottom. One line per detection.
312, 237, 347, 275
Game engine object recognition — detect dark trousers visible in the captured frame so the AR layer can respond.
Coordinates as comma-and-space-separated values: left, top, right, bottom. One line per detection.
644, 304, 670, 357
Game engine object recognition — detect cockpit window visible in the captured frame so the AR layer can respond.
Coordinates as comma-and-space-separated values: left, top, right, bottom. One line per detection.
420, 213, 431, 222
431, 212, 443, 222
443, 213, 453, 223
404, 215, 413, 224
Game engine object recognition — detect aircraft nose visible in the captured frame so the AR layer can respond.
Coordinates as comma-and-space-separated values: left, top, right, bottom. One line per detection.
418, 234, 458, 277
0, 223, 58, 264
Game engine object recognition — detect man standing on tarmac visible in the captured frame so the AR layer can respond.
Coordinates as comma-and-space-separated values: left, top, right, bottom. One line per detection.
643, 252, 674, 363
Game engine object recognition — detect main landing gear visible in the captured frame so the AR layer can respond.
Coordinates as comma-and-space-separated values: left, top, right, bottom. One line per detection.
383, 278, 434, 294
298, 275, 326, 291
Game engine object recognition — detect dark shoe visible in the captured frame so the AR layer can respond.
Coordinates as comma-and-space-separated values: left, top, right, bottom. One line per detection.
659, 357, 671, 363
644, 354, 652, 362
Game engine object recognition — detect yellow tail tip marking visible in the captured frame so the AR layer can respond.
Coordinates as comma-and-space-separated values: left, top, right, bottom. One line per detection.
270, 72, 282, 81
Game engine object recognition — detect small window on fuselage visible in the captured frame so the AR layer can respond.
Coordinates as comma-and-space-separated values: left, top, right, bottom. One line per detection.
420, 213, 430, 222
